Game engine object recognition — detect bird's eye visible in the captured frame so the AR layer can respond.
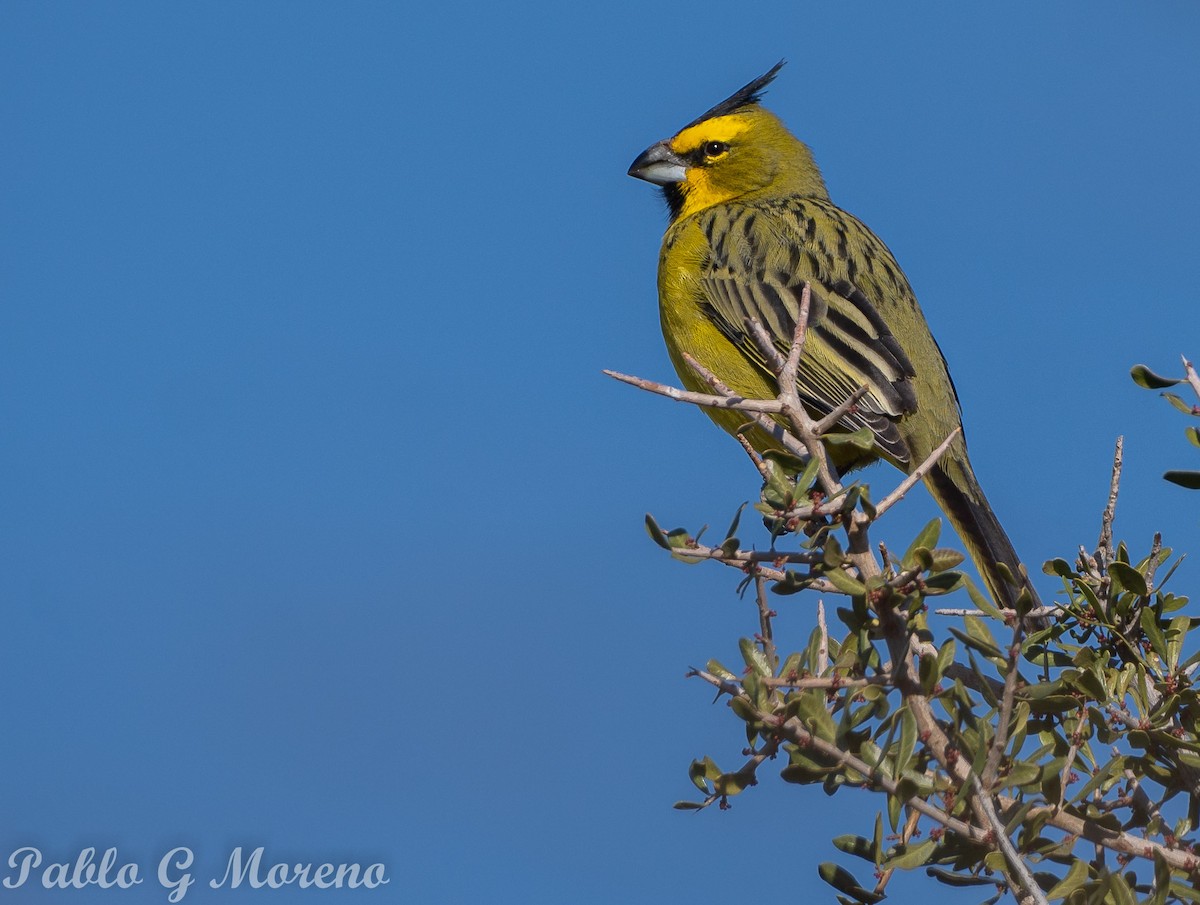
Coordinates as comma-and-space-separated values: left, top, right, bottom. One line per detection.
703, 141, 729, 158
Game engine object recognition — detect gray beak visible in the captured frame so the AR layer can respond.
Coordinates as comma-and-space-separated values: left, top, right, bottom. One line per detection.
628, 140, 688, 185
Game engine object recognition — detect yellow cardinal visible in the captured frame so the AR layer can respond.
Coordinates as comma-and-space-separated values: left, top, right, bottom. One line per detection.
628, 62, 1041, 616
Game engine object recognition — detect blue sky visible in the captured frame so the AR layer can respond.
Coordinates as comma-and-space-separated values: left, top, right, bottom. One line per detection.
2, 2, 1199, 903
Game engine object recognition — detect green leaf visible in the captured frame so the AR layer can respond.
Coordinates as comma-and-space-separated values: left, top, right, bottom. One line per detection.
825, 426, 875, 452
1072, 668, 1108, 703
886, 792, 902, 832
793, 689, 838, 742
778, 651, 803, 681
1045, 858, 1089, 899
1188, 426, 1200, 448
1164, 392, 1198, 414
880, 838, 936, 870
761, 458, 796, 509
936, 639, 956, 680
688, 756, 720, 791
739, 638, 772, 677
922, 571, 965, 595
907, 546, 933, 571
824, 534, 846, 568
858, 483, 876, 520
1005, 761, 1043, 789
1147, 853, 1171, 905
795, 454, 821, 492
928, 548, 965, 571
903, 518, 942, 562
963, 576, 1003, 620
825, 566, 867, 596
1164, 470, 1200, 489
780, 760, 833, 784
924, 867, 993, 887
1140, 608, 1169, 661
1108, 561, 1148, 597
832, 835, 877, 863
723, 502, 747, 541
818, 863, 883, 904
1043, 558, 1077, 578
713, 769, 753, 796
672, 800, 706, 810
1167, 615, 1190, 670
964, 614, 1003, 657
644, 514, 670, 549
1024, 646, 1074, 669
1170, 880, 1200, 904
1024, 694, 1082, 716
1131, 364, 1181, 388
706, 659, 737, 681
1105, 870, 1136, 905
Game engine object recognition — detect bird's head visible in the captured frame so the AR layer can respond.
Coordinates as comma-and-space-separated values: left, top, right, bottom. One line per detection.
628, 61, 828, 221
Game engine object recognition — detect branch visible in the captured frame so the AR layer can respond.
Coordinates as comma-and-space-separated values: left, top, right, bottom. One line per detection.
743, 284, 843, 499
816, 600, 829, 675
603, 369, 785, 414
994, 796, 1200, 873
778, 284, 811, 413
873, 428, 961, 518
680, 354, 814, 465
754, 575, 778, 672
1097, 436, 1123, 562
691, 669, 888, 691
969, 775, 1049, 905
813, 385, 871, 436
933, 605, 1059, 619
727, 667, 1200, 874
982, 619, 1025, 789
1184, 355, 1200, 402
764, 709, 994, 844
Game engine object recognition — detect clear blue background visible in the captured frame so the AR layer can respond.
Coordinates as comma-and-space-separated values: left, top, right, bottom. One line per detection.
2, 2, 1198, 903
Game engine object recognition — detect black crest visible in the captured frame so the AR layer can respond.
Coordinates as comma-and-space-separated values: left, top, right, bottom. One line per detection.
683, 60, 786, 129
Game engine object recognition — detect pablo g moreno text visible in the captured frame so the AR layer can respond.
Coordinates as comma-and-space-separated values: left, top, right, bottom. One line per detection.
4, 846, 389, 901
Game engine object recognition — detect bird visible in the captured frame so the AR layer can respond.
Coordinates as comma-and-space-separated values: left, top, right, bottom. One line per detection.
627, 61, 1043, 620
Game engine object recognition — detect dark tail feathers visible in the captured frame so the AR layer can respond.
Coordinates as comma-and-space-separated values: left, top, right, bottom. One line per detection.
925, 462, 1042, 616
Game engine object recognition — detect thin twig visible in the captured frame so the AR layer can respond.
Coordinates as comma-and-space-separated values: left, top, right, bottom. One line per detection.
873, 428, 962, 518
1097, 436, 1123, 562
744, 284, 844, 499
692, 670, 886, 691
603, 369, 784, 414
670, 544, 819, 567
734, 433, 770, 481
745, 318, 786, 374
933, 605, 1058, 619
969, 775, 1049, 905
766, 710, 993, 844
875, 807, 922, 896
813, 384, 871, 435
1144, 532, 1164, 594
816, 601, 829, 675
983, 619, 1024, 789
754, 575, 778, 672
779, 284, 812, 406
681, 354, 815, 465
1122, 764, 1164, 829
767, 663, 1200, 873
1057, 736, 1079, 813
1183, 355, 1200, 402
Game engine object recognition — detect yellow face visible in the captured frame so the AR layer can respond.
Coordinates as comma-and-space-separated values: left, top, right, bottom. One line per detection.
628, 89, 826, 221
666, 114, 775, 219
